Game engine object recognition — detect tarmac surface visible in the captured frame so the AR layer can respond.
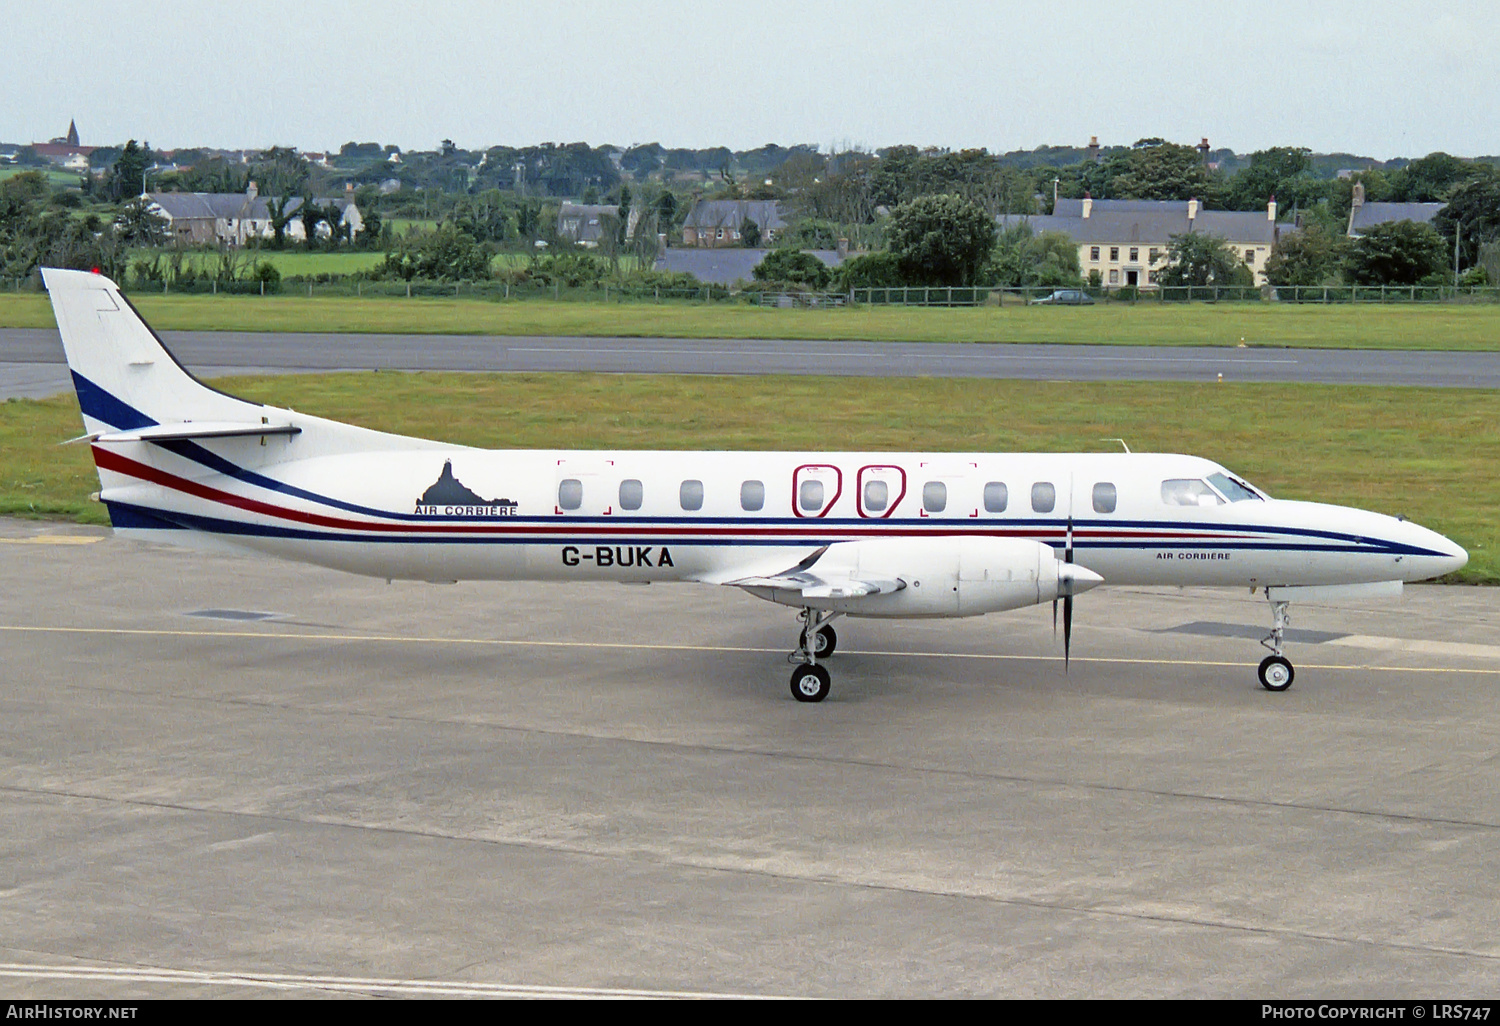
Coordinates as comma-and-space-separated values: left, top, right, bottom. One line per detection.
5, 327, 1500, 398
3, 517, 1500, 998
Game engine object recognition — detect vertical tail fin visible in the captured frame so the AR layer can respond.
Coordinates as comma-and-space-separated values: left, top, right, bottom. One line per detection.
42, 267, 262, 435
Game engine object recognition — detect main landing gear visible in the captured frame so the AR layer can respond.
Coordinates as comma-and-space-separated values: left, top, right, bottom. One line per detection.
1258, 598, 1295, 692
788, 608, 840, 703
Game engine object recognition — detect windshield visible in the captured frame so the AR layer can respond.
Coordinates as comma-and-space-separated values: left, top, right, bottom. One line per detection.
1207, 471, 1265, 502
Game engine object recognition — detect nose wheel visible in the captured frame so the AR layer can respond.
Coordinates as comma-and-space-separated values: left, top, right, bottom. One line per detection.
1258, 598, 1296, 691
788, 608, 840, 703
1258, 655, 1294, 691
790, 663, 831, 702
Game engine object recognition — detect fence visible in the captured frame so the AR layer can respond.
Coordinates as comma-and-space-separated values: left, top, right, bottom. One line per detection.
853, 284, 1500, 306
8, 274, 1500, 307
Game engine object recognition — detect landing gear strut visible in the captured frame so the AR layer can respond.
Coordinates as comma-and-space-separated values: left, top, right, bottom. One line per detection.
1258, 598, 1295, 692
788, 608, 840, 703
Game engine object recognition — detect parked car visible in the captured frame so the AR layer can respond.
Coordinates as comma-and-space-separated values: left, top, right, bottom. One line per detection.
1030, 289, 1095, 305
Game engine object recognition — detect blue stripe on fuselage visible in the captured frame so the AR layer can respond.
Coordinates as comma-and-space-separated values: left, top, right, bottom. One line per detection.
101, 502, 1438, 556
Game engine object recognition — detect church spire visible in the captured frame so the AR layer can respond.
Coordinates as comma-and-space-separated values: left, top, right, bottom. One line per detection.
66, 120, 79, 146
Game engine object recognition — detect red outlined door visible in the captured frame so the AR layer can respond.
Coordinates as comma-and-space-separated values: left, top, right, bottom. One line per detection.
916, 461, 979, 518
857, 465, 906, 518
792, 464, 842, 518
555, 457, 615, 515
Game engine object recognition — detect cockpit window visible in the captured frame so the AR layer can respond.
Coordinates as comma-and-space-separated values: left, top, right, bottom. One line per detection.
1207, 472, 1264, 502
1161, 479, 1224, 507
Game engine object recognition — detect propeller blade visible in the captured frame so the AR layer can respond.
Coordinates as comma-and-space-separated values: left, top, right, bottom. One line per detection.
1063, 594, 1073, 672
1052, 598, 1058, 634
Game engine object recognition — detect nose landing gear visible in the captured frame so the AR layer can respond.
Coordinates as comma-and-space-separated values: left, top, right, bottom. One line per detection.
1258, 598, 1295, 691
788, 608, 841, 703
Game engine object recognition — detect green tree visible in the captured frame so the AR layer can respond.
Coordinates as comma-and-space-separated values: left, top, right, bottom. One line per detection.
298, 196, 321, 249
266, 194, 297, 249
376, 225, 492, 281
989, 225, 1082, 287
1345, 220, 1449, 285
740, 217, 761, 248
321, 201, 350, 246
1386, 152, 1472, 202
357, 207, 384, 250
105, 140, 151, 202
1157, 233, 1250, 287
834, 251, 904, 290
1433, 170, 1500, 269
1263, 224, 1348, 287
1084, 140, 1223, 203
886, 193, 996, 286
253, 146, 310, 197
114, 198, 169, 247
752, 249, 833, 289
1226, 147, 1325, 213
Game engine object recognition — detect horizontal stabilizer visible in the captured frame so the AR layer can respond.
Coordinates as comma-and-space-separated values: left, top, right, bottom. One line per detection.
91, 422, 302, 443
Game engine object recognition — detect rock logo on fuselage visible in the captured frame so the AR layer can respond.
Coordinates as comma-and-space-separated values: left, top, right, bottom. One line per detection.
415, 460, 517, 516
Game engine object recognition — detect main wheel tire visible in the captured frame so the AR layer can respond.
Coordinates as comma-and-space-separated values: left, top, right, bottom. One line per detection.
789, 663, 832, 703
1258, 655, 1295, 692
812, 625, 837, 658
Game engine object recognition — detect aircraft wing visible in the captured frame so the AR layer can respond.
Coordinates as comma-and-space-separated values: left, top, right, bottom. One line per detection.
716, 544, 905, 598
725, 570, 906, 599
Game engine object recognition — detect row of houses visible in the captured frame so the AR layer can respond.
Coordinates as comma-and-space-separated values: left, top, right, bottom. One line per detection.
646, 193, 1453, 286
145, 183, 363, 246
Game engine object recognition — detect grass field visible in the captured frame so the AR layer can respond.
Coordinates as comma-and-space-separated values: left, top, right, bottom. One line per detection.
0, 167, 86, 188
127, 249, 387, 277
2, 373, 1493, 583
1, 292, 1499, 349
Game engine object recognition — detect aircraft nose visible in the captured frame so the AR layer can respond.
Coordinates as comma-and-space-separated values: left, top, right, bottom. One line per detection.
1404, 522, 1468, 580
1438, 537, 1469, 576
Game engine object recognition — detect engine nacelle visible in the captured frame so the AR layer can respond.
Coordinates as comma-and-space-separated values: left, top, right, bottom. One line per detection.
754, 536, 1102, 619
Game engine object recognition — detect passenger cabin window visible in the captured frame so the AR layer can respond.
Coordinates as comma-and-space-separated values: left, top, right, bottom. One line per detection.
1031, 482, 1056, 513
983, 481, 1008, 513
619, 479, 643, 511
558, 478, 583, 510
680, 480, 704, 511
922, 481, 947, 513
1092, 482, 1117, 514
740, 480, 765, 511
1161, 479, 1224, 507
799, 479, 825, 512
1207, 472, 1263, 502
864, 479, 889, 512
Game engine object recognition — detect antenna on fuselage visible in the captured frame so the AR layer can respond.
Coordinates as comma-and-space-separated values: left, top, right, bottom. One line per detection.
1102, 438, 1131, 453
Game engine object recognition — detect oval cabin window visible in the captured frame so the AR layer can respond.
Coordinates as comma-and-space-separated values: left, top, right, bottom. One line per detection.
1092, 482, 1117, 514
1031, 482, 1056, 513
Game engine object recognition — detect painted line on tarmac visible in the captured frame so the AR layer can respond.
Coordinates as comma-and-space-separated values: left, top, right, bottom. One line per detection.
0, 962, 778, 999
4, 623, 1497, 675
507, 346, 1301, 365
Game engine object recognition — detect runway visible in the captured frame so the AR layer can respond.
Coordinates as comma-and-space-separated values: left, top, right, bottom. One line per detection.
3, 518, 1500, 997
4, 327, 1500, 398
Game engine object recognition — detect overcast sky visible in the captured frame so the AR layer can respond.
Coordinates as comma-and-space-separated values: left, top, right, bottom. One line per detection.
5, 0, 1497, 159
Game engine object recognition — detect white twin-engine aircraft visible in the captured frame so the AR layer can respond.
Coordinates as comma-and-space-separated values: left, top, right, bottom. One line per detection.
43, 267, 1467, 702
